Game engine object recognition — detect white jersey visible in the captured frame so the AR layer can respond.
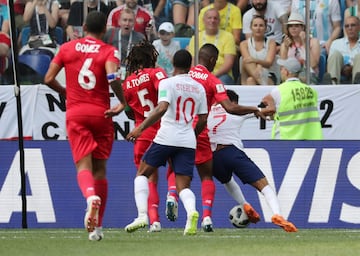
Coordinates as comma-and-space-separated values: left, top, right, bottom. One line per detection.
154, 74, 208, 149
291, 0, 341, 45
207, 104, 253, 152
242, 1, 287, 44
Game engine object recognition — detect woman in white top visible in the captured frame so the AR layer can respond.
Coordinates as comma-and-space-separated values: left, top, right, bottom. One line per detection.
280, 12, 320, 84
239, 15, 277, 85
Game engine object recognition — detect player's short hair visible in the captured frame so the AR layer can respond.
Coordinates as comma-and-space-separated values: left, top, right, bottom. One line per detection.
226, 89, 239, 103
85, 11, 107, 34
173, 49, 192, 70
199, 43, 219, 59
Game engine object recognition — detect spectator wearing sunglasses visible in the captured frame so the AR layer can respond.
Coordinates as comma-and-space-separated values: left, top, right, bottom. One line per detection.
324, 16, 360, 84
280, 12, 320, 85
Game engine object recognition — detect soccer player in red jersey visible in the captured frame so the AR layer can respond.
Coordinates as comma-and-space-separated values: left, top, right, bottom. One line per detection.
44, 11, 126, 241
165, 43, 272, 232
122, 40, 167, 232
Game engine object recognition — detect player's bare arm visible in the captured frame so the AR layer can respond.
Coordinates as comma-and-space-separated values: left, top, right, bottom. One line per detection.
126, 101, 169, 141
44, 62, 66, 97
194, 114, 207, 137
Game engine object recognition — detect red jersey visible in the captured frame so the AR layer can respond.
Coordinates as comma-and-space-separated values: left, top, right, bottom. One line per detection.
52, 36, 120, 117
189, 64, 229, 110
107, 5, 152, 35
123, 67, 167, 141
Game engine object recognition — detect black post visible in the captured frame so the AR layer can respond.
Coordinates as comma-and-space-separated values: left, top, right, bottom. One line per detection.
7, 0, 27, 228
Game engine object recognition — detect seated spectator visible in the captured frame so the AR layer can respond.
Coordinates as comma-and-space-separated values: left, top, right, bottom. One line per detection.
152, 22, 180, 77
280, 12, 320, 84
344, 0, 360, 18
291, 0, 342, 55
172, 0, 195, 28
324, 16, 360, 84
242, 0, 288, 48
198, 0, 242, 46
107, 0, 156, 40
103, 8, 144, 80
20, 0, 60, 56
187, 8, 236, 85
239, 15, 277, 85
66, 0, 109, 40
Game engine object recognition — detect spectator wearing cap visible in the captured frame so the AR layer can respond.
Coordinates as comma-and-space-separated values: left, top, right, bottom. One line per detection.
152, 22, 181, 77
280, 12, 320, 84
103, 8, 145, 80
261, 57, 323, 140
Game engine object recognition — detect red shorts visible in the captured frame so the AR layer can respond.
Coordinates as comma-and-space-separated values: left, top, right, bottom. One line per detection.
66, 115, 114, 163
195, 129, 212, 165
133, 139, 152, 169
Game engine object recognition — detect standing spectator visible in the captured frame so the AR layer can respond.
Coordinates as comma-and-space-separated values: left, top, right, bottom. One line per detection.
103, 8, 144, 80
165, 44, 270, 232
122, 40, 167, 232
324, 16, 360, 84
240, 15, 277, 85
172, 0, 195, 28
152, 22, 180, 77
66, 0, 109, 40
345, 0, 360, 18
44, 11, 126, 241
188, 8, 236, 85
107, 0, 156, 40
261, 57, 323, 140
198, 0, 242, 45
242, 0, 288, 47
280, 12, 321, 85
207, 89, 298, 232
291, 0, 342, 55
124, 49, 208, 236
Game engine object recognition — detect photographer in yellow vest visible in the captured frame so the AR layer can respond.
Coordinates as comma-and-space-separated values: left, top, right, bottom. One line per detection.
261, 57, 323, 140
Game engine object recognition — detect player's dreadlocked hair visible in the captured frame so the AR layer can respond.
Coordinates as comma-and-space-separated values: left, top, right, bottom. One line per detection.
125, 39, 159, 74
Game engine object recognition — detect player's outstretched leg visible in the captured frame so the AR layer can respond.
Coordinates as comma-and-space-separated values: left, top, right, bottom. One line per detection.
271, 214, 298, 232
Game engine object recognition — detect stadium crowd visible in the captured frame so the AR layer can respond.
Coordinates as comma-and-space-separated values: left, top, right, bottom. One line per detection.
0, 0, 359, 85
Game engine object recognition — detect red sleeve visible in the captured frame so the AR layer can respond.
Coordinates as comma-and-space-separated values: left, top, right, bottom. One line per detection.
0, 33, 10, 47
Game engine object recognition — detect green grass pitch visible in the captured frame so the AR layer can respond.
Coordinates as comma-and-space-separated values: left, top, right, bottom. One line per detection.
0, 228, 359, 256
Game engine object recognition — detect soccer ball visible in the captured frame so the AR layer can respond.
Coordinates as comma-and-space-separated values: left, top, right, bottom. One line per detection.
229, 205, 250, 228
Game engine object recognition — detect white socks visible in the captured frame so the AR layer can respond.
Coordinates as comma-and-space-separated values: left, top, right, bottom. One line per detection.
261, 185, 281, 215
224, 177, 246, 205
179, 188, 196, 215
134, 175, 149, 217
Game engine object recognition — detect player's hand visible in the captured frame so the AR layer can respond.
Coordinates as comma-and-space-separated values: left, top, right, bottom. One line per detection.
126, 127, 142, 142
255, 107, 275, 120
104, 103, 125, 118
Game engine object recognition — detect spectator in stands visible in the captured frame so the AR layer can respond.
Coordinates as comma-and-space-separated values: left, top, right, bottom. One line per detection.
187, 8, 236, 85
291, 0, 342, 55
345, 0, 360, 18
239, 15, 277, 85
152, 22, 180, 77
66, 0, 109, 40
107, 0, 156, 40
198, 0, 242, 45
242, 0, 288, 48
172, 0, 196, 28
280, 12, 320, 85
0, 1, 11, 84
20, 0, 60, 56
323, 16, 360, 84
103, 8, 144, 80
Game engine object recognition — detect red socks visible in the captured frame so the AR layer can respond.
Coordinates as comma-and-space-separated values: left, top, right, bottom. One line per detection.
166, 167, 178, 199
148, 181, 159, 224
94, 179, 108, 227
77, 170, 95, 198
201, 179, 216, 219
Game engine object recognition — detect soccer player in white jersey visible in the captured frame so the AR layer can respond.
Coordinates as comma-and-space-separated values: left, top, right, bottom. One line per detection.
207, 89, 298, 232
124, 49, 208, 235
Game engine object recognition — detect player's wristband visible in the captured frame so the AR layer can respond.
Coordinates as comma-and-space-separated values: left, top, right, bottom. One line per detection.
258, 107, 262, 112
107, 72, 120, 83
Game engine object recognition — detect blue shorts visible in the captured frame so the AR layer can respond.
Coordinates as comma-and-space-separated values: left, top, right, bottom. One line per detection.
142, 142, 196, 177
212, 145, 265, 184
